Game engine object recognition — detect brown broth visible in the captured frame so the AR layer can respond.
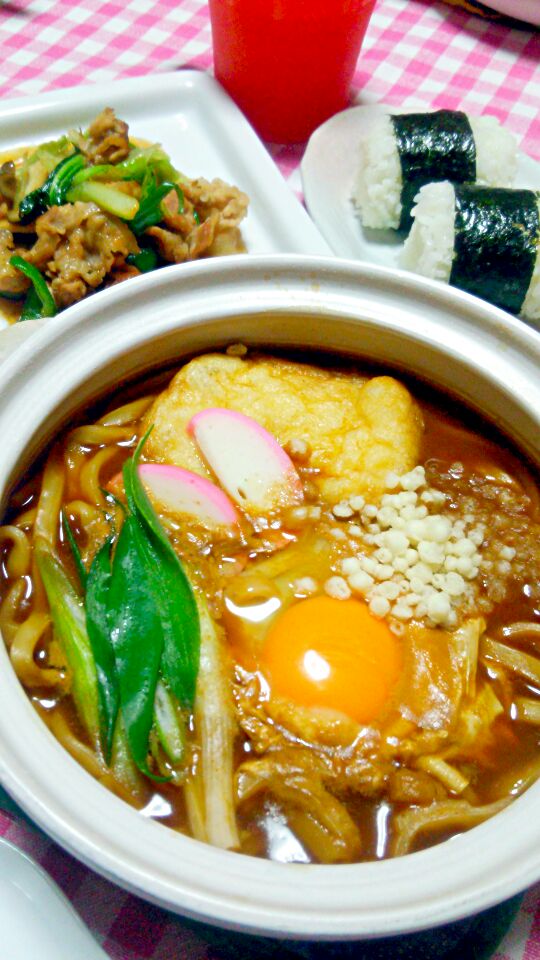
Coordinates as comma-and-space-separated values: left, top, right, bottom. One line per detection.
1, 352, 540, 864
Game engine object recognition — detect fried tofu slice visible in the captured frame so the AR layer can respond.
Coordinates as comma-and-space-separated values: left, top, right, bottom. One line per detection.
143, 354, 423, 504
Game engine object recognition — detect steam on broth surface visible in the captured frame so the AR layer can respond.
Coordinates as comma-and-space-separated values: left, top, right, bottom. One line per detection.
1, 347, 540, 864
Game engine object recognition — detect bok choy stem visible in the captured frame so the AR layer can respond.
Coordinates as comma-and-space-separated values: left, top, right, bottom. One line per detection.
66, 181, 139, 220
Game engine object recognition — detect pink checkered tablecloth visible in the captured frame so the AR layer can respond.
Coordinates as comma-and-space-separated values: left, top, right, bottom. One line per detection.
0, 1, 539, 958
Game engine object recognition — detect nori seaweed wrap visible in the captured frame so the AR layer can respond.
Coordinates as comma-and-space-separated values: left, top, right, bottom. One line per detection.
354, 110, 517, 234
402, 181, 540, 321
391, 111, 476, 231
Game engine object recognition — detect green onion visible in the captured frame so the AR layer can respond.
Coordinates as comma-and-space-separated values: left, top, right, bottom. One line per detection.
194, 592, 240, 849
42, 434, 200, 779
106, 512, 169, 778
125, 248, 158, 273
10, 256, 57, 322
154, 679, 185, 767
85, 536, 119, 764
110, 714, 143, 797
66, 181, 139, 220
36, 548, 101, 756
62, 509, 87, 590
88, 433, 200, 776
123, 432, 200, 708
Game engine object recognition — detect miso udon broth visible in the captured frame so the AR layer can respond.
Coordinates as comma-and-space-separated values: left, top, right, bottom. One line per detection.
1, 347, 540, 865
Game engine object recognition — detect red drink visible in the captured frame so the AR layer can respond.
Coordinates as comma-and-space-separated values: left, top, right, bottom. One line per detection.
209, 0, 376, 144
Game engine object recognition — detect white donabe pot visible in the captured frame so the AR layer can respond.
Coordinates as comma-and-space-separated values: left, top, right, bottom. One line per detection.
0, 254, 539, 940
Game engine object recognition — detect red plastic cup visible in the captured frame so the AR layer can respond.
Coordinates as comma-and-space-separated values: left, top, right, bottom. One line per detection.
209, 0, 377, 144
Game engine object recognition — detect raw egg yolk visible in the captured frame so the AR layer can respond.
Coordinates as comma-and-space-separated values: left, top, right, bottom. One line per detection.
261, 595, 401, 724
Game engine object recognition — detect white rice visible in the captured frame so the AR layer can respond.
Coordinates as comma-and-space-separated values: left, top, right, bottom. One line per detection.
352, 112, 518, 231
353, 115, 402, 230
401, 182, 540, 322
401, 181, 455, 281
468, 115, 517, 187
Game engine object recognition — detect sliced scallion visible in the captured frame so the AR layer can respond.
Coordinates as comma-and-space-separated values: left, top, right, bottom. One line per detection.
36, 547, 101, 756
106, 512, 168, 778
123, 433, 200, 708
85, 536, 119, 764
62, 509, 87, 591
154, 679, 186, 767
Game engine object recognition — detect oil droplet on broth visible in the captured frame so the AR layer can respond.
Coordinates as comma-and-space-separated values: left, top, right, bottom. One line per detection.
222, 574, 283, 666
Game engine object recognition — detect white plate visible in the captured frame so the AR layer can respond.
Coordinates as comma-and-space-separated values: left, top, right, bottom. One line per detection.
301, 103, 540, 269
0, 70, 331, 337
487, 0, 540, 26
0, 836, 107, 960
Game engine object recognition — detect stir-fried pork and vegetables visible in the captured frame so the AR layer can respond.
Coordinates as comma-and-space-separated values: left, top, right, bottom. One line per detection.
0, 109, 248, 322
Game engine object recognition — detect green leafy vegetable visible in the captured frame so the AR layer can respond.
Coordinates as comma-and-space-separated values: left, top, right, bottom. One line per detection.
10, 256, 57, 321
71, 145, 181, 187
15, 136, 74, 214
130, 175, 183, 235
47, 153, 86, 206
85, 536, 119, 764
126, 248, 158, 273
0, 289, 25, 302
36, 548, 101, 755
18, 153, 84, 224
18, 187, 49, 225
66, 180, 139, 220
18, 287, 43, 322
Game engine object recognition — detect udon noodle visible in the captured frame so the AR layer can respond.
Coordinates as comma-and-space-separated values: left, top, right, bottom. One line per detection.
1, 349, 540, 864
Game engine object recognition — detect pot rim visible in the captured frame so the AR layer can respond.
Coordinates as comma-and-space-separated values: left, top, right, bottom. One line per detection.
1, 253, 539, 940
